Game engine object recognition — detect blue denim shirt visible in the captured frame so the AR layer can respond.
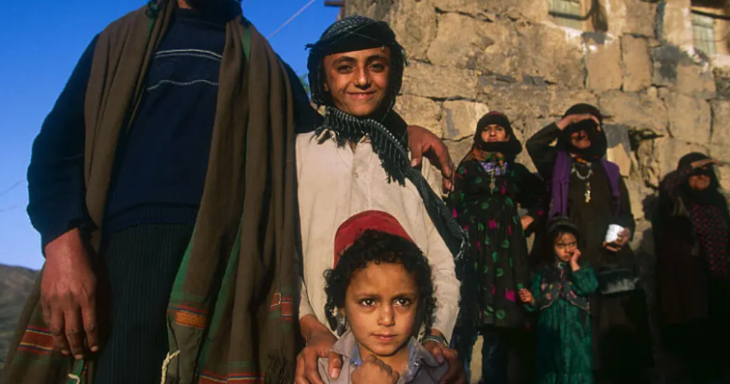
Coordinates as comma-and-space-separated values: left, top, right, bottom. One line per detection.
317, 331, 448, 384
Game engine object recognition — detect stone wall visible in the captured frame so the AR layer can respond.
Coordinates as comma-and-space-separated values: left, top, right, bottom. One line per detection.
345, 0, 730, 257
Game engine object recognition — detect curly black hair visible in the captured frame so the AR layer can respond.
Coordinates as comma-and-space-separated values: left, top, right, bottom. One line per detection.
323, 229, 436, 336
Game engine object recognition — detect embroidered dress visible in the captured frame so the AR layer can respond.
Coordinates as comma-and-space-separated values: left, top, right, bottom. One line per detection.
528, 264, 599, 384
447, 158, 545, 328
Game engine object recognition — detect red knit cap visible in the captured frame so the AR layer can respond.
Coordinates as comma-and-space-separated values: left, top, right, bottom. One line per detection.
334, 210, 414, 266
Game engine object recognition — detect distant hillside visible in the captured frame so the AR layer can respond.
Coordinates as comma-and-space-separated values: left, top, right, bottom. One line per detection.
0, 264, 39, 371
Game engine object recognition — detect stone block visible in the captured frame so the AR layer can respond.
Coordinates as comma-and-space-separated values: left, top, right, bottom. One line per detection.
624, 0, 657, 37
432, 0, 548, 22
514, 23, 585, 89
402, 61, 479, 99
445, 137, 476, 168
431, 0, 485, 14
385, 0, 437, 61
653, 137, 708, 180
441, 100, 490, 140
599, 90, 668, 135
605, 124, 633, 176
427, 13, 495, 69
477, 79, 552, 126
345, 0, 393, 20
605, 0, 656, 37
708, 144, 730, 190
652, 45, 716, 98
708, 143, 730, 164
625, 178, 654, 223
459, 22, 584, 89
394, 95, 443, 136
585, 36, 623, 92
549, 88, 599, 117
663, 92, 711, 144
657, 1, 693, 48
711, 100, 730, 145
713, 67, 730, 100
622, 36, 652, 92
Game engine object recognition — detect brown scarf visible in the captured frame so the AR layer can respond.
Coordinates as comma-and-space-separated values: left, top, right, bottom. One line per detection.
1, 1, 296, 383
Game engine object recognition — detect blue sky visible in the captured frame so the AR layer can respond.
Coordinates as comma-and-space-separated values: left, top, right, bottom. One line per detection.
0, 1, 340, 270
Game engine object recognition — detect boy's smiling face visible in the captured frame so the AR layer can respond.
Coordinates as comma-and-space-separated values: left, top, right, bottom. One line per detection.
343, 261, 419, 359
322, 47, 392, 118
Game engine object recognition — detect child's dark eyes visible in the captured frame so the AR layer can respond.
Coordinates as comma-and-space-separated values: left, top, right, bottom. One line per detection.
394, 298, 412, 307
370, 63, 386, 72
357, 298, 413, 307
359, 298, 376, 307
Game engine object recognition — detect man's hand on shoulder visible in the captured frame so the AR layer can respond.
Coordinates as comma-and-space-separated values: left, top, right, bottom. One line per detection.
422, 331, 466, 384
295, 315, 342, 384
41, 228, 98, 359
406, 125, 455, 193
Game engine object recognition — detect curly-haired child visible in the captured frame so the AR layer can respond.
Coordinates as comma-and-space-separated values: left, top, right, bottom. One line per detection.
318, 210, 450, 384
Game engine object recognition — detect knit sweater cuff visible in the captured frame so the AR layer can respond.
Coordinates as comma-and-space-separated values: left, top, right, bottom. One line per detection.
30, 198, 91, 251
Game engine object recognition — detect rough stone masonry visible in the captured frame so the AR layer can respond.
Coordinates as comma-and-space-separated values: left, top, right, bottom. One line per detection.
344, 0, 730, 382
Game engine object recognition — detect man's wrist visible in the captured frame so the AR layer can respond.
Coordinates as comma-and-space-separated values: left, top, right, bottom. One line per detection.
44, 228, 86, 261
422, 330, 448, 347
299, 314, 328, 342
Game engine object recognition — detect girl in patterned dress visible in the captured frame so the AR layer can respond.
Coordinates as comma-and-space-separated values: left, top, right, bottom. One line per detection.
520, 216, 598, 384
447, 112, 547, 383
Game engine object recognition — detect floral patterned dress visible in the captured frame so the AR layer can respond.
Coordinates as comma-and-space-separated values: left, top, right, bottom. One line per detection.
448, 158, 546, 329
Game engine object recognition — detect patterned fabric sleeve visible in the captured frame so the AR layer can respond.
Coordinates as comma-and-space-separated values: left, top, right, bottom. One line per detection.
569, 266, 599, 297
660, 165, 694, 200
514, 164, 548, 222
524, 270, 542, 313
446, 162, 469, 218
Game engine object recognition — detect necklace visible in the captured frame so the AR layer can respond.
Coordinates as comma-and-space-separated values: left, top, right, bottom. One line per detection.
571, 163, 593, 203
481, 160, 506, 194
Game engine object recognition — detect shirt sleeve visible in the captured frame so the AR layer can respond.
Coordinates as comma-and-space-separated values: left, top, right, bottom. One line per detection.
515, 164, 548, 224
298, 276, 317, 320
569, 266, 599, 297
422, 160, 460, 342
525, 123, 561, 180
660, 165, 694, 200
446, 162, 468, 217
26, 36, 98, 249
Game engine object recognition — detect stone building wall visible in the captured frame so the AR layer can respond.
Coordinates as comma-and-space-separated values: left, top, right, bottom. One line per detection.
345, 0, 730, 258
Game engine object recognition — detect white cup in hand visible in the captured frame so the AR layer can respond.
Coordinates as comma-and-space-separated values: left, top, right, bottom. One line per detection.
605, 224, 624, 244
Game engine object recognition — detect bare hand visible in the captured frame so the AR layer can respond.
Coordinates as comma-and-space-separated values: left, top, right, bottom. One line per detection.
518, 289, 535, 305
556, 114, 601, 130
569, 249, 582, 271
407, 125, 455, 193
352, 355, 399, 384
295, 325, 341, 384
41, 228, 98, 359
422, 340, 466, 384
691, 158, 719, 169
520, 215, 535, 231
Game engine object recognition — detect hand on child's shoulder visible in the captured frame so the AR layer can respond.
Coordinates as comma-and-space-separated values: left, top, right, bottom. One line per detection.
352, 355, 399, 384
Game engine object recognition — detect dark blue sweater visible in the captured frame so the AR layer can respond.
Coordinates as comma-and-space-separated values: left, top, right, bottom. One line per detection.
27, 8, 321, 247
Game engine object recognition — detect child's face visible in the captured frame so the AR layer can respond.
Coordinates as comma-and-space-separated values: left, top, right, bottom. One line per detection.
343, 262, 419, 359
554, 232, 578, 262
